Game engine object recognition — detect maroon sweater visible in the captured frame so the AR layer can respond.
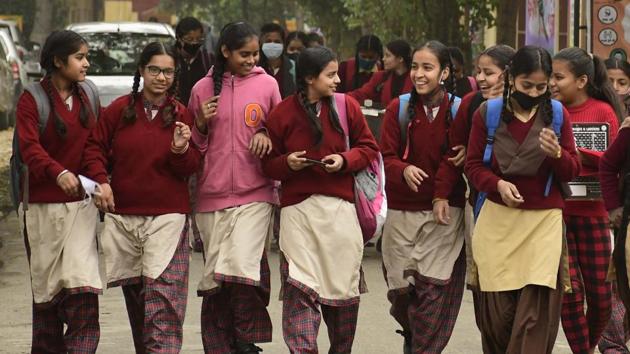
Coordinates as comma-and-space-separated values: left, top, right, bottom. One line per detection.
600, 127, 630, 211
465, 107, 580, 210
380, 94, 467, 211
348, 70, 413, 107
262, 94, 379, 207
16, 79, 97, 203
82, 94, 201, 215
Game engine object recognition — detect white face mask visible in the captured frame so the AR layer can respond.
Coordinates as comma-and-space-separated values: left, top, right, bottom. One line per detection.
262, 42, 283, 60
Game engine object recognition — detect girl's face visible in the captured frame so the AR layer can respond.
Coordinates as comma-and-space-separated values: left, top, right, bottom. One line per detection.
410, 48, 448, 96
608, 68, 630, 95
262, 31, 283, 44
475, 54, 504, 99
140, 54, 175, 98
286, 38, 305, 54
513, 69, 549, 97
222, 36, 260, 76
307, 60, 341, 99
55, 43, 89, 82
550, 59, 587, 104
358, 49, 379, 62
383, 48, 403, 71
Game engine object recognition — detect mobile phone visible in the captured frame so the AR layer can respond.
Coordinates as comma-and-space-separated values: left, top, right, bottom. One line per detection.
303, 158, 329, 166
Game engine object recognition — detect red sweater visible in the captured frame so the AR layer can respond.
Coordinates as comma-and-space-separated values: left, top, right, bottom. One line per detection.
16, 79, 96, 203
564, 97, 619, 216
465, 106, 580, 210
348, 70, 413, 107
262, 94, 379, 207
338, 58, 381, 93
380, 94, 467, 211
600, 127, 630, 211
82, 94, 201, 215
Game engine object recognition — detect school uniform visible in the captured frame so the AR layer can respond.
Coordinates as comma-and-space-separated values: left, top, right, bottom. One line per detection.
188, 66, 281, 353
599, 126, 630, 353
177, 48, 213, 106
82, 93, 200, 353
262, 94, 379, 353
262, 55, 297, 99
379, 92, 467, 352
465, 102, 580, 353
16, 78, 101, 353
338, 58, 381, 93
348, 70, 413, 107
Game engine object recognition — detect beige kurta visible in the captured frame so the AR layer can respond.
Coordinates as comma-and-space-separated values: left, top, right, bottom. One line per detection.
473, 200, 563, 292
382, 208, 464, 290
280, 195, 364, 303
196, 202, 273, 294
99, 213, 187, 286
20, 201, 102, 304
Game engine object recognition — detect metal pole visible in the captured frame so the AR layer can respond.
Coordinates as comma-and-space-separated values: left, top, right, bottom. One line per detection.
574, 0, 580, 47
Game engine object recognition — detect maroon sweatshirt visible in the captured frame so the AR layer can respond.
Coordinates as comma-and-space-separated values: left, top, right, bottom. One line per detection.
16, 79, 97, 203
380, 94, 467, 211
82, 94, 201, 215
262, 94, 379, 207
600, 127, 630, 211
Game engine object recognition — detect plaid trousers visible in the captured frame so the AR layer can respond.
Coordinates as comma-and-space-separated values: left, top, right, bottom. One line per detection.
122, 227, 190, 354
599, 283, 630, 354
200, 252, 272, 353
561, 215, 612, 353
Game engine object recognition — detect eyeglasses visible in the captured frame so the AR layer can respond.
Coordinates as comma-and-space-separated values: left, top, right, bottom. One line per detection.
146, 65, 176, 78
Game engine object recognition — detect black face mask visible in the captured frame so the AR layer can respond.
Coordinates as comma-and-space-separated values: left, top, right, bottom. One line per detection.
511, 90, 544, 110
286, 52, 299, 62
182, 42, 202, 56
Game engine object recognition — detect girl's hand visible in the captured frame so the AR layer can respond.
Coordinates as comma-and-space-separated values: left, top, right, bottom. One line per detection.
94, 183, 115, 213
497, 179, 524, 208
433, 199, 451, 225
609, 207, 623, 229
195, 95, 220, 133
403, 165, 429, 192
287, 151, 313, 171
249, 132, 273, 158
322, 154, 344, 173
57, 171, 81, 197
448, 145, 466, 166
173, 121, 191, 148
539, 128, 562, 158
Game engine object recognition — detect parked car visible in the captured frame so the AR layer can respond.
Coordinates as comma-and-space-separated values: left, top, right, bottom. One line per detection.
0, 36, 15, 130
0, 31, 27, 128
66, 22, 176, 106
0, 20, 41, 81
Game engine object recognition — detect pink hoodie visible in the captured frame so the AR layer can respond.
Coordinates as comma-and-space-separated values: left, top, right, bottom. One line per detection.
189, 66, 282, 212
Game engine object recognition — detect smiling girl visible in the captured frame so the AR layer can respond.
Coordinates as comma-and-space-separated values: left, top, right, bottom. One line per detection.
188, 21, 282, 354
82, 41, 200, 353
16, 30, 102, 353
262, 46, 378, 353
465, 45, 580, 353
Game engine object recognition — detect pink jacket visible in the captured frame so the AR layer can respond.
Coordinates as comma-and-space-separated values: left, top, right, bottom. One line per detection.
189, 66, 282, 212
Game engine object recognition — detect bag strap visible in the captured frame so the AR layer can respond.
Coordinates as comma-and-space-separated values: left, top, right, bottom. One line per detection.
544, 99, 564, 196
79, 79, 100, 120
483, 97, 503, 167
450, 94, 461, 119
24, 83, 50, 135
332, 93, 349, 150
468, 76, 479, 91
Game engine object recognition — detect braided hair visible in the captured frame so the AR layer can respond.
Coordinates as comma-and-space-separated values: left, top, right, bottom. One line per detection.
555, 47, 624, 122
123, 41, 179, 127
213, 22, 258, 96
501, 45, 553, 125
39, 30, 93, 138
296, 47, 344, 145
406, 41, 457, 154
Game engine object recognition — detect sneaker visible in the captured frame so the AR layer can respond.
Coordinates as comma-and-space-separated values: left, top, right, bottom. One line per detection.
234, 341, 263, 354
396, 329, 412, 354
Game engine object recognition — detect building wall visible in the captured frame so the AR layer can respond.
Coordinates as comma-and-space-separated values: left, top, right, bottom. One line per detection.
104, 0, 138, 22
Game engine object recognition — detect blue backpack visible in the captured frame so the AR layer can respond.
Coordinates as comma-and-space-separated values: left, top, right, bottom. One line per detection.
397, 93, 461, 150
472, 97, 564, 220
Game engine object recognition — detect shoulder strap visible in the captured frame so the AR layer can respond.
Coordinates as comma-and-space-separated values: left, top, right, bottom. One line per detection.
332, 93, 349, 149
24, 83, 50, 135
398, 93, 411, 147
79, 79, 100, 120
483, 98, 504, 166
289, 59, 296, 84
449, 93, 461, 119
550, 99, 563, 137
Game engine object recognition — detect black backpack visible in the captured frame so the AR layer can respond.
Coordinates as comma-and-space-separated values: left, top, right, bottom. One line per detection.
10, 79, 100, 212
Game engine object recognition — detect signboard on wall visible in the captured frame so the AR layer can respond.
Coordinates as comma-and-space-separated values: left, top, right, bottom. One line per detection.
593, 0, 630, 61
525, 0, 556, 53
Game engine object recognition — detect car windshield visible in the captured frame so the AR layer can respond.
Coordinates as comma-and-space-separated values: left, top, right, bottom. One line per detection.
79, 32, 174, 75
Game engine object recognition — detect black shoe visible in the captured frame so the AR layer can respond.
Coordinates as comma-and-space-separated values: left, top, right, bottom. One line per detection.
396, 329, 412, 354
234, 341, 263, 354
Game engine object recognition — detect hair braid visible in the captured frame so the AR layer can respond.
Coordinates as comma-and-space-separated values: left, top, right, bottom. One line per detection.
44, 75, 67, 138
123, 70, 141, 125
73, 82, 91, 128
212, 62, 224, 96
162, 68, 180, 127
297, 88, 324, 145
500, 64, 512, 124
326, 95, 344, 135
